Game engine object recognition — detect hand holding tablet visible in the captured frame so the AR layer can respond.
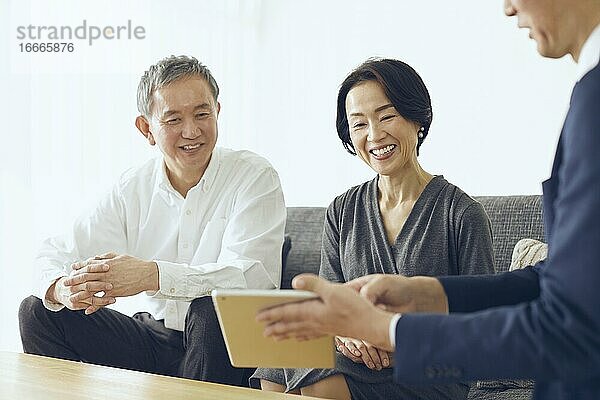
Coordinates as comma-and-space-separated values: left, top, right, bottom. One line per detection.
212, 289, 334, 368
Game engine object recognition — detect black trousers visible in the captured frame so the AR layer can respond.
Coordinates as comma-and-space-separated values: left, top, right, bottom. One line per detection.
18, 296, 252, 386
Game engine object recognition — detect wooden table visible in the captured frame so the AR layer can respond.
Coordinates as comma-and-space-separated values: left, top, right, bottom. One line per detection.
0, 352, 321, 399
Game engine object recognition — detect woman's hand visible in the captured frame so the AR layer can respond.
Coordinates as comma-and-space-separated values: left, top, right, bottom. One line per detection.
335, 336, 392, 370
335, 336, 363, 363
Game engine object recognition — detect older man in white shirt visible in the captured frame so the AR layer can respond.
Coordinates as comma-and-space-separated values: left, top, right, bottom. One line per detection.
18, 55, 286, 387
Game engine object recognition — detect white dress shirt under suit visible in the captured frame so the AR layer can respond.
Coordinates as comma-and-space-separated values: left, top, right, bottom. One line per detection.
36, 147, 286, 331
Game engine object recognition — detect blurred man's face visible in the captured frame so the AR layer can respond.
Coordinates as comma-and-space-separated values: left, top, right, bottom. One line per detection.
504, 0, 574, 59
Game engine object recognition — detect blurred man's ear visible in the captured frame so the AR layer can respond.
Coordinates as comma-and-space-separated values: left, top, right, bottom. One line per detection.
216, 102, 221, 117
135, 115, 156, 145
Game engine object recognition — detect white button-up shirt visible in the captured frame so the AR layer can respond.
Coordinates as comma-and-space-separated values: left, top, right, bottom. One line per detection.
37, 147, 286, 330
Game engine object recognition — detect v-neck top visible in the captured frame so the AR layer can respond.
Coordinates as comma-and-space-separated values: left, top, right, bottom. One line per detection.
320, 175, 495, 282
253, 175, 495, 397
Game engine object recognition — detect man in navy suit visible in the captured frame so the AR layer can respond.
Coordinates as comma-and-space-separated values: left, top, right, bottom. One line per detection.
257, 1, 600, 398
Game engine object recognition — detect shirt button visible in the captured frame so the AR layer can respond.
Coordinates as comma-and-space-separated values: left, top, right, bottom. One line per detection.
186, 209, 192, 216
170, 288, 175, 293
182, 243, 189, 249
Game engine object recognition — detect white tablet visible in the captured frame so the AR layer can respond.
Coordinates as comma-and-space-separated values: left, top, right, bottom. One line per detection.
211, 289, 335, 368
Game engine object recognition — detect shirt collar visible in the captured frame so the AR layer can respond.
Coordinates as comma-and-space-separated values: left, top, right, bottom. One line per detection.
156, 158, 175, 196
155, 147, 222, 196
575, 23, 600, 82
198, 146, 221, 193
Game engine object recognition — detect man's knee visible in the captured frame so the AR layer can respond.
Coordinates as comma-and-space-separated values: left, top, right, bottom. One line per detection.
19, 296, 46, 331
183, 296, 224, 350
186, 296, 218, 326
19, 295, 57, 351
180, 296, 249, 385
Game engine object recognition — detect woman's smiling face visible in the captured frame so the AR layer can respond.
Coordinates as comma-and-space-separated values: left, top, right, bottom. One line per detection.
346, 80, 420, 177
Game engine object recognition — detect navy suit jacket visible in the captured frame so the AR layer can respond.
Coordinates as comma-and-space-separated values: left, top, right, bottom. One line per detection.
394, 62, 600, 399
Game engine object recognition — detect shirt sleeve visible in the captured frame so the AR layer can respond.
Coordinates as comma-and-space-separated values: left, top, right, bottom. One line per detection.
35, 184, 128, 310
150, 167, 286, 300
389, 313, 402, 349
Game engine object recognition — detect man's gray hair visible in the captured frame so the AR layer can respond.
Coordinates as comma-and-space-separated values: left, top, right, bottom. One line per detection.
137, 55, 220, 118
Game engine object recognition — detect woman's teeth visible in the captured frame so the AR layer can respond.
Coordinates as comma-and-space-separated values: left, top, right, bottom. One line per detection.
370, 145, 395, 156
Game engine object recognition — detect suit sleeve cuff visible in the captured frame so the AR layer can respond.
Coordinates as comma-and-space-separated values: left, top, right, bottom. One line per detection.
389, 313, 402, 349
438, 267, 541, 313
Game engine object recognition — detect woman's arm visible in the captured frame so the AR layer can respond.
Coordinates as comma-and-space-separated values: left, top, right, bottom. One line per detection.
456, 201, 496, 276
318, 199, 345, 283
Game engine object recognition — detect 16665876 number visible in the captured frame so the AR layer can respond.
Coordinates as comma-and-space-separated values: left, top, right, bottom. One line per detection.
19, 42, 74, 52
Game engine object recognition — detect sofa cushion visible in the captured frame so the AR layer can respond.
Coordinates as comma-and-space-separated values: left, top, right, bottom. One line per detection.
475, 196, 544, 273
510, 238, 548, 271
468, 385, 534, 400
281, 207, 326, 289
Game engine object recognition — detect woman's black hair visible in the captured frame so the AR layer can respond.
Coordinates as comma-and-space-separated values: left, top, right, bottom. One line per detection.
336, 58, 432, 156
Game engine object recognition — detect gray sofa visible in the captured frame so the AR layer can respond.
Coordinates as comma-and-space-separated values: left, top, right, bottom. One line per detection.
282, 195, 544, 400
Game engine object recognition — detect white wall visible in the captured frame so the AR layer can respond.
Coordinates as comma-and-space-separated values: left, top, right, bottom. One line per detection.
0, 0, 576, 351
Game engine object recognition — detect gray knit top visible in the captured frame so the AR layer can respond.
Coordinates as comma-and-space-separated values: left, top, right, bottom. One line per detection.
321, 175, 495, 283
253, 175, 495, 399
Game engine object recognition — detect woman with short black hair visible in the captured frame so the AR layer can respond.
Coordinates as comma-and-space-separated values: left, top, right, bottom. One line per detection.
252, 58, 495, 400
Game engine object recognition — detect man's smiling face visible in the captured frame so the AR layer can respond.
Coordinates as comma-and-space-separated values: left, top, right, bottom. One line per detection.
146, 77, 220, 183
